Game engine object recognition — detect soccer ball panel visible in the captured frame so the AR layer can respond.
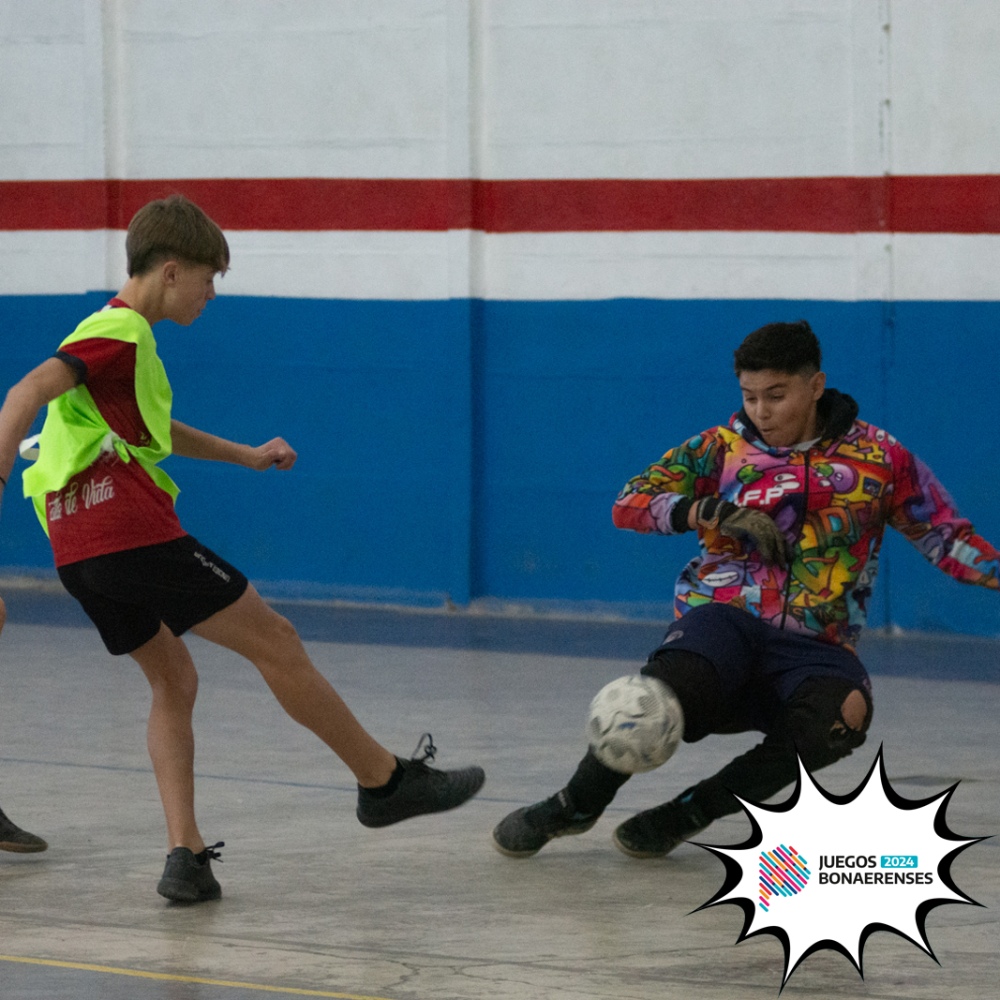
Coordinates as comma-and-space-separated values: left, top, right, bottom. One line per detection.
587, 675, 684, 774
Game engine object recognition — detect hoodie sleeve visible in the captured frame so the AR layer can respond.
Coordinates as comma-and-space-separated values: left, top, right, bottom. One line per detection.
612, 429, 725, 535
888, 442, 999, 590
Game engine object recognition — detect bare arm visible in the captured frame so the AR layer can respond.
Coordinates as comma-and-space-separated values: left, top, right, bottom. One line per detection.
169, 420, 297, 472
0, 358, 78, 493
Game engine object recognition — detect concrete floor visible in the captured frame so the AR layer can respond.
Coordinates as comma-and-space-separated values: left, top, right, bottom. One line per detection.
1, 591, 998, 999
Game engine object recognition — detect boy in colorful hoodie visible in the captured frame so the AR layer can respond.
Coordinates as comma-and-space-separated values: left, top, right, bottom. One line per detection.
0, 196, 483, 902
494, 320, 998, 859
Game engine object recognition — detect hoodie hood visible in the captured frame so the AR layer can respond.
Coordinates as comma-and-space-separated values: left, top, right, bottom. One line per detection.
731, 387, 859, 452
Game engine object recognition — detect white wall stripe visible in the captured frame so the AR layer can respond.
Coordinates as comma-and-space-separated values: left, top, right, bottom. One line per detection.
4, 230, 1000, 302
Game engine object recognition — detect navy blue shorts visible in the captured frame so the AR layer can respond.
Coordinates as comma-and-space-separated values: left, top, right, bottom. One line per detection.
653, 602, 871, 710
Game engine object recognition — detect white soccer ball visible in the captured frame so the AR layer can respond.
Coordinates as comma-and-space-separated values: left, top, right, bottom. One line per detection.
587, 675, 684, 774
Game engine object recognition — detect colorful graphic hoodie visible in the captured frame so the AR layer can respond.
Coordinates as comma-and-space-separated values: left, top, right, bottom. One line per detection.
613, 389, 999, 649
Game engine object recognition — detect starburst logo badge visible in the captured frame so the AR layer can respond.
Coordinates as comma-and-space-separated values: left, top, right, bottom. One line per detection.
693, 746, 986, 988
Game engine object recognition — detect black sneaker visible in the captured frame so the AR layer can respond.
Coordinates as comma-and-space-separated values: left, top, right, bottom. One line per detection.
613, 799, 708, 859
356, 734, 485, 829
156, 842, 224, 902
0, 807, 47, 853
492, 789, 599, 858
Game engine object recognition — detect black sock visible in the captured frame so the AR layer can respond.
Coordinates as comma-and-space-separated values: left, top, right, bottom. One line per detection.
565, 748, 631, 816
361, 759, 405, 798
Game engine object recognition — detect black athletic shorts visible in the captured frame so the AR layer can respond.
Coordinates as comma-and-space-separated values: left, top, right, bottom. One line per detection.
57, 535, 249, 656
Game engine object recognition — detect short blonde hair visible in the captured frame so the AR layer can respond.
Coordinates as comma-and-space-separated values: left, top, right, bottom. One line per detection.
126, 195, 230, 277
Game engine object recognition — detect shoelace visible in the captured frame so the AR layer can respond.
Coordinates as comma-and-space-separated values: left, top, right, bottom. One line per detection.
411, 732, 437, 763
202, 841, 225, 863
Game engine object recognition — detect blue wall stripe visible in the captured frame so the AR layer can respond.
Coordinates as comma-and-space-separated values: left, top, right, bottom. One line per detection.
1, 294, 997, 638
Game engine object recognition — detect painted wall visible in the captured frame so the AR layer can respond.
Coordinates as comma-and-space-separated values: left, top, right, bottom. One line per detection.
1, 0, 998, 636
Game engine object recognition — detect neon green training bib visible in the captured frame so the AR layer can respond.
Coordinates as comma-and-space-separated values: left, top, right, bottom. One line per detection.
22, 307, 179, 534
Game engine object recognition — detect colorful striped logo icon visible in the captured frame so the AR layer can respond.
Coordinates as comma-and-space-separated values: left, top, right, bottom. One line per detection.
758, 845, 810, 911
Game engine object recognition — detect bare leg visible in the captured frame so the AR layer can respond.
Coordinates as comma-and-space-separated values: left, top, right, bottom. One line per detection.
129, 624, 205, 852
191, 585, 396, 787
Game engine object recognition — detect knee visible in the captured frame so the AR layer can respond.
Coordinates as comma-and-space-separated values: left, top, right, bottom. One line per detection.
147, 660, 199, 708
783, 678, 873, 767
246, 607, 305, 671
133, 631, 200, 705
260, 608, 299, 651
835, 688, 870, 739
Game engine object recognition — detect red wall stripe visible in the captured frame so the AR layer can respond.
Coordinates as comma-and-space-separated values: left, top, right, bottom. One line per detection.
2, 176, 1000, 233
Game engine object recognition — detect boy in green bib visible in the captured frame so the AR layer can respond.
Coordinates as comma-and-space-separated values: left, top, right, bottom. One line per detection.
0, 196, 483, 903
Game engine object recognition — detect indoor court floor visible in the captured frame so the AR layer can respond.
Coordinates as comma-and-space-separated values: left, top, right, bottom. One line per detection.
1, 585, 997, 1000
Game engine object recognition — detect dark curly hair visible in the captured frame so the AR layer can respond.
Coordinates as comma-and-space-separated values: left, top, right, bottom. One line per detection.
733, 320, 821, 375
